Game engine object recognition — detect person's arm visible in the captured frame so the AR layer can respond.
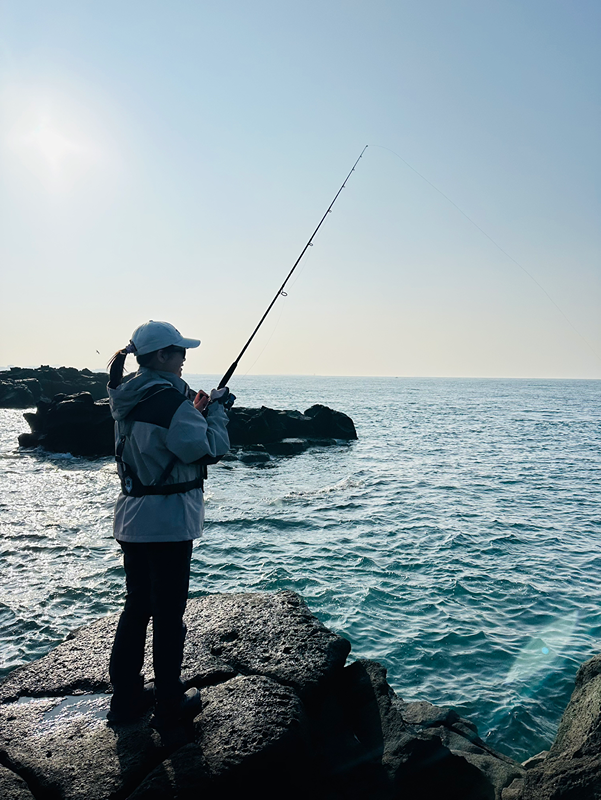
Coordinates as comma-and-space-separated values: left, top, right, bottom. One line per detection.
165, 400, 229, 463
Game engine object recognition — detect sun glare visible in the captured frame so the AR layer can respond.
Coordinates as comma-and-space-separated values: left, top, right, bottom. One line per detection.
22, 116, 90, 174
4, 91, 107, 193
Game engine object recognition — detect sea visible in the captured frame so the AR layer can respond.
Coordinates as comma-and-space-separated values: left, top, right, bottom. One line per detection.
0, 375, 599, 763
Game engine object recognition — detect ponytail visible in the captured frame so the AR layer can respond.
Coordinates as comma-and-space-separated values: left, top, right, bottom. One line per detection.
108, 349, 128, 389
108, 340, 177, 387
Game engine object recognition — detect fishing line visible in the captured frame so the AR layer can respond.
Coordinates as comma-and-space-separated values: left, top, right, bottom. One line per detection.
218, 146, 368, 388
242, 207, 329, 376
371, 143, 601, 364
241, 300, 287, 377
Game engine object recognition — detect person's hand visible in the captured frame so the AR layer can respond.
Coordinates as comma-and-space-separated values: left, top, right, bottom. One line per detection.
209, 388, 229, 403
194, 390, 209, 413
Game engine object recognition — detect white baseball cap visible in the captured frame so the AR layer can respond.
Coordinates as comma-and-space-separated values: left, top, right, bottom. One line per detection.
130, 321, 201, 356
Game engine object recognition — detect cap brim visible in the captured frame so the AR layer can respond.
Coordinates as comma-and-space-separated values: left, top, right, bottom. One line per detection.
180, 337, 201, 349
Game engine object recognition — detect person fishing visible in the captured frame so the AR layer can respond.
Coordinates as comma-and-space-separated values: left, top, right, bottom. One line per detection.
102, 151, 364, 729
105, 320, 231, 728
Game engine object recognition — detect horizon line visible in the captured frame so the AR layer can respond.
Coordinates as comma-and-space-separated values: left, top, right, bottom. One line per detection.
1, 365, 599, 381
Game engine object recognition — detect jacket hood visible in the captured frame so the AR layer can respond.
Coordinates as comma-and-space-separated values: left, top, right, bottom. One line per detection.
108, 368, 191, 421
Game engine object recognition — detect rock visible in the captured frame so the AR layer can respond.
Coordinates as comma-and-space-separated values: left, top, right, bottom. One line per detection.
0, 615, 130, 703
0, 379, 43, 408
520, 653, 601, 799
125, 742, 212, 799
182, 592, 351, 700
0, 592, 350, 703
0, 694, 162, 800
521, 751, 548, 770
503, 778, 526, 799
304, 403, 358, 440
392, 695, 523, 799
19, 393, 115, 457
0, 763, 36, 800
0, 366, 108, 408
264, 437, 310, 456
238, 445, 272, 464
0, 591, 526, 800
336, 660, 522, 800
197, 675, 311, 791
18, 395, 357, 459
227, 404, 357, 446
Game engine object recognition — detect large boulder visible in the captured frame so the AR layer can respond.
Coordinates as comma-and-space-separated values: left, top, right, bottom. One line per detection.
0, 592, 349, 703
19, 393, 115, 457
0, 366, 108, 408
220, 404, 357, 446
0, 591, 524, 800
18, 395, 357, 458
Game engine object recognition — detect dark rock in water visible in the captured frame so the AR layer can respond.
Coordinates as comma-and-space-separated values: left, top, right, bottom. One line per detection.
0, 590, 526, 800
18, 394, 357, 459
0, 378, 43, 409
237, 445, 272, 464
227, 404, 357, 445
0, 366, 108, 408
304, 403, 357, 440
264, 437, 310, 456
19, 393, 115, 457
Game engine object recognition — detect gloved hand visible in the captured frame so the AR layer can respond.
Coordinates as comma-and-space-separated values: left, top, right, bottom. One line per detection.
209, 387, 236, 409
209, 388, 229, 403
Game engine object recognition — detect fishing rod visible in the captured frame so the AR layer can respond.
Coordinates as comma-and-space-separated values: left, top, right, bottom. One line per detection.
218, 145, 368, 390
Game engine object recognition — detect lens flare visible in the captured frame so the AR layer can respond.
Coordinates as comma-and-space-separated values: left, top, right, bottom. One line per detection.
503, 611, 579, 685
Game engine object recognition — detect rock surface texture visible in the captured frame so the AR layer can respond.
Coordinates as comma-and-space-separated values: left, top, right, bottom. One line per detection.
0, 591, 540, 800
0, 366, 108, 408
18, 394, 357, 458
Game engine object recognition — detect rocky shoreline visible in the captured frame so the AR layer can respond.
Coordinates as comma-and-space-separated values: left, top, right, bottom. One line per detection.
0, 591, 599, 799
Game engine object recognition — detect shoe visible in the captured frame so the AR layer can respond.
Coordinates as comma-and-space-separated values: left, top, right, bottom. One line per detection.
107, 684, 155, 724
149, 687, 202, 730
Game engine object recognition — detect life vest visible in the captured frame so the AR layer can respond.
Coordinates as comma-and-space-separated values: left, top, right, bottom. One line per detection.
115, 385, 206, 497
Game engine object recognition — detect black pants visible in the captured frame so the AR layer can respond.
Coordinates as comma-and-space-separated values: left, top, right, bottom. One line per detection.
109, 540, 193, 706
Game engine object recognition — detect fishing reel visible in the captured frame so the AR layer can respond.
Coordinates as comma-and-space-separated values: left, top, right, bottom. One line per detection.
221, 390, 236, 411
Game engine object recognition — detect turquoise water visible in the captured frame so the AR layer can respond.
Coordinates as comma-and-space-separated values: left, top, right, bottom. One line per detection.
1, 376, 600, 762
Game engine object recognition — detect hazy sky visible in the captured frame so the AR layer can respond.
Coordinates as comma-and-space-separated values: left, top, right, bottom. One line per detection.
1, 0, 599, 378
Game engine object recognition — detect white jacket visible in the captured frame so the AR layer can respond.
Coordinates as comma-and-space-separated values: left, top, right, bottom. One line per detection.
108, 368, 230, 543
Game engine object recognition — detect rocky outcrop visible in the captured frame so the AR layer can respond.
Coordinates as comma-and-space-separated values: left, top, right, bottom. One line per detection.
19, 394, 115, 457
0, 367, 108, 408
18, 394, 357, 458
0, 591, 526, 800
226, 404, 357, 445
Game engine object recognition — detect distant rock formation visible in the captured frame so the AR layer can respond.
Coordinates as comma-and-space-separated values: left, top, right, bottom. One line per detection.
0, 591, 532, 800
17, 393, 357, 459
0, 366, 108, 408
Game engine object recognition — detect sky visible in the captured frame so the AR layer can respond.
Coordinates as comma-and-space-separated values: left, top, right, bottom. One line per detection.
0, 0, 599, 379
